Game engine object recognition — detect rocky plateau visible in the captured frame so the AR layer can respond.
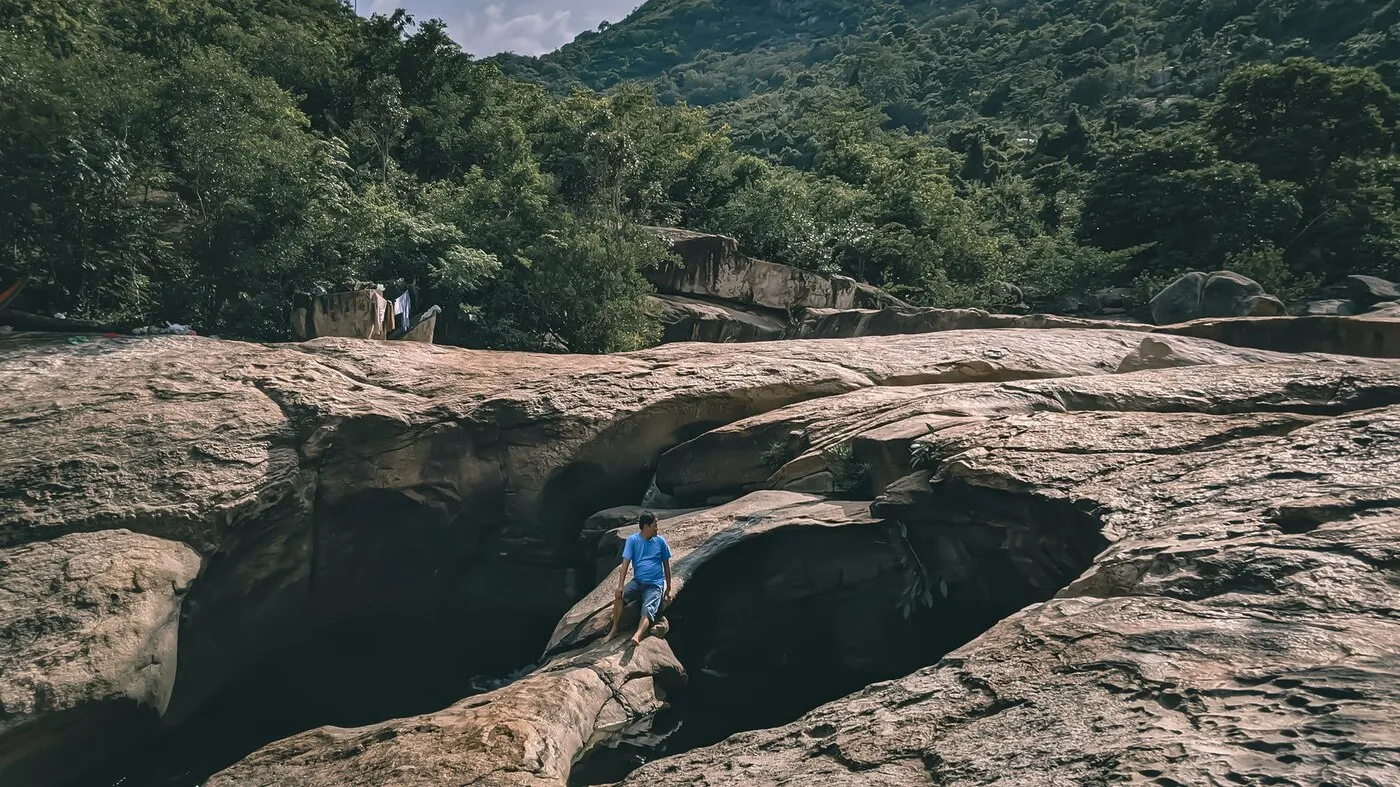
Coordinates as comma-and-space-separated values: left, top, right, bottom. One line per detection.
3, 315, 1400, 787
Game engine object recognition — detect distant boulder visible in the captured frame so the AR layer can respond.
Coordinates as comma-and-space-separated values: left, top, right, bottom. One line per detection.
1200, 271, 1265, 317
1148, 271, 1208, 325
1242, 294, 1287, 317
1346, 275, 1400, 310
1149, 271, 1282, 325
1305, 299, 1358, 317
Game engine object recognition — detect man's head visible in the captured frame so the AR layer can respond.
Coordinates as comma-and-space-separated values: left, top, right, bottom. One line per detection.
638, 511, 659, 540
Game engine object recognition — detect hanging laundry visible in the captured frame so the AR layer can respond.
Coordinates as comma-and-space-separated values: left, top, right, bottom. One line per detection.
394, 291, 411, 321
0, 275, 30, 311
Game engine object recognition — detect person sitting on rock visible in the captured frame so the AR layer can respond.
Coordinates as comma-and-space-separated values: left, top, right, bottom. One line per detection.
606, 511, 673, 647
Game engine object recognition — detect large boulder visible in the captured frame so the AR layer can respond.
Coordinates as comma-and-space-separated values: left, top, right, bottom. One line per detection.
649, 294, 787, 344
0, 532, 201, 787
1148, 271, 1208, 325
1346, 274, 1400, 309
1150, 271, 1283, 325
1199, 270, 1265, 317
644, 228, 904, 312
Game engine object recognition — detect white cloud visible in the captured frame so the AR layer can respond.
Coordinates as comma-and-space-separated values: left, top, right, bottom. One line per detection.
360, 1, 639, 57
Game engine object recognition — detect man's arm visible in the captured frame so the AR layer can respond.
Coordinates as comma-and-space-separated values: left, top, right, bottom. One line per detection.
616, 559, 631, 598
663, 559, 673, 603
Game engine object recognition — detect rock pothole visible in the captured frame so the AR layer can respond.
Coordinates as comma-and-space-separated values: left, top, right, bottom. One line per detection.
569, 488, 1109, 785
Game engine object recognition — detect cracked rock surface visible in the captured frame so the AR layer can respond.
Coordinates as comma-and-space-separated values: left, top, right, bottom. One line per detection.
2, 324, 1398, 786
619, 365, 1400, 786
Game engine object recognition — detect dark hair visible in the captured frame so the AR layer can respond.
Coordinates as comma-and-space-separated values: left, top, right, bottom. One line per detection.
638, 511, 658, 527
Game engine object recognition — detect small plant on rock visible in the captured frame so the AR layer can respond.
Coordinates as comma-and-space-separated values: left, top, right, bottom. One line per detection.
760, 439, 791, 471
909, 425, 944, 470
825, 441, 871, 497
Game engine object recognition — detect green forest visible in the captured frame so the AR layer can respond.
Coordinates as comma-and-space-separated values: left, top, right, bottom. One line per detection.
3, 0, 1399, 350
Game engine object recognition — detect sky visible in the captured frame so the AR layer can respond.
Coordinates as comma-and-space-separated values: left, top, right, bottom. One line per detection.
362, 1, 640, 58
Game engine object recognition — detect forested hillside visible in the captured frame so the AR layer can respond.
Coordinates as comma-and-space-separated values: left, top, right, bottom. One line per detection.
503, 0, 1400, 143
2, 0, 1398, 351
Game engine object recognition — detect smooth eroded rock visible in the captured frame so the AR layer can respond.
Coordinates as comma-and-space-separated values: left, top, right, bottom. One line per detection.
0, 531, 201, 787
651, 333, 1348, 507
1346, 274, 1400, 309
650, 294, 787, 344
619, 372, 1400, 786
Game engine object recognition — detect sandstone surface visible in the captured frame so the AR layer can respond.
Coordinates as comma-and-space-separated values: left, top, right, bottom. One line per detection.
620, 365, 1400, 786
651, 339, 1356, 507
650, 294, 786, 344
644, 228, 903, 312
6, 323, 1400, 787
3, 328, 1251, 785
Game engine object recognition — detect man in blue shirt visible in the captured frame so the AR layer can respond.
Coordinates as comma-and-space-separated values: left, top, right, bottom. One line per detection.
606, 511, 673, 647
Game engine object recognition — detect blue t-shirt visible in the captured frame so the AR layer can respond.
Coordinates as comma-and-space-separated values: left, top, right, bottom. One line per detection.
623, 533, 672, 588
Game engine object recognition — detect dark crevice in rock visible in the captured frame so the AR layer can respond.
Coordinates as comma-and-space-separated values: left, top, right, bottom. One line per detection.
84, 635, 527, 787
1267, 498, 1400, 535
1, 701, 163, 787
569, 489, 1108, 785
69, 395, 850, 786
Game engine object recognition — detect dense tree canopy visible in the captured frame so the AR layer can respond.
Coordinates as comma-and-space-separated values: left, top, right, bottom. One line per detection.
2, 0, 1398, 349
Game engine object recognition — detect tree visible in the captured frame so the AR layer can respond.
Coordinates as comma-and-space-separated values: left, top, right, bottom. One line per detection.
0, 40, 169, 320
1208, 58, 1400, 185
477, 220, 664, 353
350, 74, 409, 183
1080, 133, 1303, 274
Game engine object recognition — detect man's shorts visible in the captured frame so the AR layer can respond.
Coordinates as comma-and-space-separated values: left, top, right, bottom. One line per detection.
623, 579, 664, 621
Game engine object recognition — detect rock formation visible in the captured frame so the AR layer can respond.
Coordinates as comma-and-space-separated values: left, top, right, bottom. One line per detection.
649, 293, 786, 344
1157, 311, 1400, 358
618, 365, 1400, 786
1346, 274, 1400, 310
643, 228, 906, 344
1149, 270, 1286, 325
2, 328, 1248, 785
3, 317, 1400, 786
790, 308, 1400, 360
1305, 274, 1400, 318
290, 290, 438, 343
792, 307, 1144, 339
645, 228, 903, 314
